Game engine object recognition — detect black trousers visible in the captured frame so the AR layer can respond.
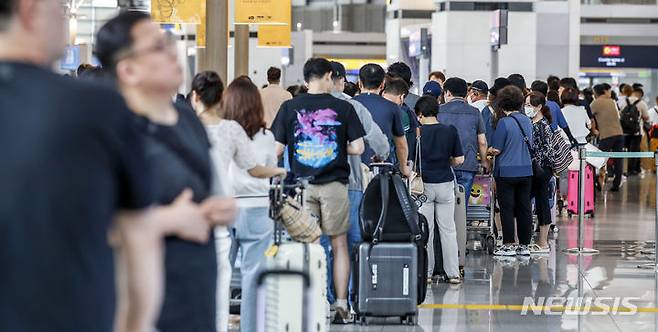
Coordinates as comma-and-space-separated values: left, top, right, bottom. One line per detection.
599, 135, 625, 189
531, 167, 553, 227
624, 135, 642, 173
495, 176, 533, 245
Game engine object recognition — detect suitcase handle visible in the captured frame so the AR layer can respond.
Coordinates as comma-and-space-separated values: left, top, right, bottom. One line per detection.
255, 269, 312, 332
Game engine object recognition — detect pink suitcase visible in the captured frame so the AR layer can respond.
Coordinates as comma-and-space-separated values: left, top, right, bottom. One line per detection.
567, 166, 595, 217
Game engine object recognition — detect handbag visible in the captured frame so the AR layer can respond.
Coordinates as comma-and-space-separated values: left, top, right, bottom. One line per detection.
277, 196, 322, 243
550, 128, 573, 174
509, 114, 545, 178
409, 134, 425, 195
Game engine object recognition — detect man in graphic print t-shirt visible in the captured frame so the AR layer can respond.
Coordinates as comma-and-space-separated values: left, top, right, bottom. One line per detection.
271, 58, 366, 324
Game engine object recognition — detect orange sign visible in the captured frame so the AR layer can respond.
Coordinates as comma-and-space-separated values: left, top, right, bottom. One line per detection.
151, 0, 204, 24
235, 0, 290, 25
602, 45, 621, 56
257, 25, 291, 48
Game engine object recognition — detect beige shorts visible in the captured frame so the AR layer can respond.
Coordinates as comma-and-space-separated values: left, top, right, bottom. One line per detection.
305, 181, 350, 236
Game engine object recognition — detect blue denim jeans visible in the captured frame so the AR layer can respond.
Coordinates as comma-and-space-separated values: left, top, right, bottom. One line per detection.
230, 207, 274, 332
320, 190, 363, 304
453, 170, 476, 207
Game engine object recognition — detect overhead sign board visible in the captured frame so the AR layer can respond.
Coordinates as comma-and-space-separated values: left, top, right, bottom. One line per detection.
581, 45, 658, 68
151, 0, 204, 24
235, 0, 290, 25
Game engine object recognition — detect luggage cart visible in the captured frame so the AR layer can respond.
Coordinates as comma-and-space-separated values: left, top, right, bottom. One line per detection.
466, 173, 496, 254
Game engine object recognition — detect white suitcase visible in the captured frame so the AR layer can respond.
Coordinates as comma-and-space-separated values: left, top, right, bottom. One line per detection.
263, 242, 328, 332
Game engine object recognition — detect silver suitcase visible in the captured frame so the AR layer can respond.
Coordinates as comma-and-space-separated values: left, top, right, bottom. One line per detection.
352, 242, 418, 325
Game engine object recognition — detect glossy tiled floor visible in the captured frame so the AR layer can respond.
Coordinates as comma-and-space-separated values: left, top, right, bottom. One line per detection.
329, 173, 658, 332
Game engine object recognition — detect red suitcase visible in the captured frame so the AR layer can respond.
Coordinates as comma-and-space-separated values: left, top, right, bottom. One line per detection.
567, 165, 595, 217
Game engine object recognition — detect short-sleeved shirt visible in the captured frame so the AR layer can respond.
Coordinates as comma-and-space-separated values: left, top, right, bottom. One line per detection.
591, 97, 623, 140
438, 98, 486, 172
648, 106, 658, 126
547, 100, 569, 131
271, 93, 366, 185
491, 112, 534, 178
562, 104, 592, 144
353, 93, 405, 164
420, 123, 464, 183
482, 105, 496, 145
228, 129, 278, 207
0, 62, 152, 332
404, 92, 421, 111
401, 102, 419, 161
206, 120, 258, 196
138, 103, 217, 332
330, 91, 390, 192
531, 118, 555, 168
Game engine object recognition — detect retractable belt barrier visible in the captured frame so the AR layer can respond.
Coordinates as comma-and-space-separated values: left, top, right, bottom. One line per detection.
564, 147, 658, 271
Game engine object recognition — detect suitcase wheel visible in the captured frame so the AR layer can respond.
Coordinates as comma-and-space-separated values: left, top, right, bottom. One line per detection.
402, 315, 417, 325
358, 316, 368, 326
486, 235, 495, 255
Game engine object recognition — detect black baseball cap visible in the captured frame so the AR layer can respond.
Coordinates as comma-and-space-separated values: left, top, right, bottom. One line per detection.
471, 80, 489, 93
330, 61, 346, 79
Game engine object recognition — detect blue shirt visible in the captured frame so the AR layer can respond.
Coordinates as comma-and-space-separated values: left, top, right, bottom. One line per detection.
353, 93, 405, 164
420, 123, 463, 183
491, 113, 534, 178
401, 103, 419, 161
437, 98, 485, 172
547, 100, 568, 131
482, 105, 495, 145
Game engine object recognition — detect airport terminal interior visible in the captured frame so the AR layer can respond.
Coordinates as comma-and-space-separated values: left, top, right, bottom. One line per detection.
4, 0, 658, 331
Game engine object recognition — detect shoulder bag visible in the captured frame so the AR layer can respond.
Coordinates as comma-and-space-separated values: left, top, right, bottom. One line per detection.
509, 115, 545, 178
550, 128, 574, 174
409, 134, 425, 196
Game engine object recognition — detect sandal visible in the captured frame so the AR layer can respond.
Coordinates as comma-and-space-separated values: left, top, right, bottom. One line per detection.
529, 243, 550, 254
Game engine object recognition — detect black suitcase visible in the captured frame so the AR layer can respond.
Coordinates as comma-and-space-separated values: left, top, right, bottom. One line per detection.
352, 242, 418, 325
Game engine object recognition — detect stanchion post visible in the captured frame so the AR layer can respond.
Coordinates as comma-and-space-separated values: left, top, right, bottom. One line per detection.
565, 146, 599, 255
579, 146, 585, 250
638, 151, 658, 269
655, 151, 658, 271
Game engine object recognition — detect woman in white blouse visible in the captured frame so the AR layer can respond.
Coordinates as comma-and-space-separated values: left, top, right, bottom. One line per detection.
560, 87, 591, 144
189, 72, 285, 332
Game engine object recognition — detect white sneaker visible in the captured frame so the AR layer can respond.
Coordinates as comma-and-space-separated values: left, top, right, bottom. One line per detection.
516, 245, 531, 256
495, 236, 503, 249
529, 244, 550, 255
494, 244, 517, 256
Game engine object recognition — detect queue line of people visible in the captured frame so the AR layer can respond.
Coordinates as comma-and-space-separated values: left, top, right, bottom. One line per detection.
4, 4, 658, 332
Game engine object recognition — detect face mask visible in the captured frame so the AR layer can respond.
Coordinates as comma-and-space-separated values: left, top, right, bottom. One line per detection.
525, 106, 537, 118
467, 96, 473, 104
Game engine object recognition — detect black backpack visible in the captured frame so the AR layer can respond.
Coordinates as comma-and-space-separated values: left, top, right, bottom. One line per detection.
359, 165, 429, 304
360, 168, 421, 242
620, 98, 641, 135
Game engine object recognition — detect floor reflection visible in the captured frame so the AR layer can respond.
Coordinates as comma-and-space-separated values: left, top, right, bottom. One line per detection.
330, 176, 658, 332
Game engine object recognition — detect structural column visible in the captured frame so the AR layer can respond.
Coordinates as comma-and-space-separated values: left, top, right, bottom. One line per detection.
234, 24, 250, 77
198, 0, 228, 81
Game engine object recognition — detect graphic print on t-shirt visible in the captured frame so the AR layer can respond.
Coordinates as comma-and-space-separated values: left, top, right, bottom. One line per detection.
294, 108, 341, 168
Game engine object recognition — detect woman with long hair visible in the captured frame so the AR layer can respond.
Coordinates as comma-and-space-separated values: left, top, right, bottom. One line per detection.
220, 78, 285, 332
189, 71, 285, 332
525, 92, 555, 254
489, 86, 535, 257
